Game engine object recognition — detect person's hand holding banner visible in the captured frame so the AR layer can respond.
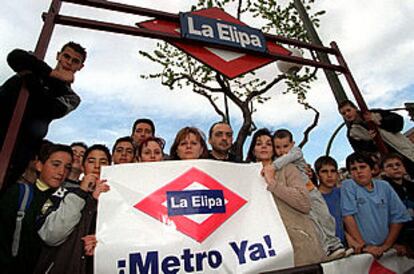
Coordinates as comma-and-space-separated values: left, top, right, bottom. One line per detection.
82, 234, 97, 256
92, 179, 109, 200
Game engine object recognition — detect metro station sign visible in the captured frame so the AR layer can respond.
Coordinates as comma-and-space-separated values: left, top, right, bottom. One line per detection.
138, 7, 291, 79
179, 12, 267, 53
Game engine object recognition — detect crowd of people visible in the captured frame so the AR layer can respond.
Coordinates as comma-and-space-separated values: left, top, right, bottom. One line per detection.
1, 42, 413, 273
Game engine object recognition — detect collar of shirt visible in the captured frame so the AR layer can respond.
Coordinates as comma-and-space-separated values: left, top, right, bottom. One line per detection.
36, 179, 50, 191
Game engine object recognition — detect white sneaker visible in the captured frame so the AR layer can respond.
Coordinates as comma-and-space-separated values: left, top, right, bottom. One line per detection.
344, 248, 354, 257
325, 247, 346, 261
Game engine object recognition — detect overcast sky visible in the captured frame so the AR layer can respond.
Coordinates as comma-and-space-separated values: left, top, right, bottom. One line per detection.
1, 0, 413, 166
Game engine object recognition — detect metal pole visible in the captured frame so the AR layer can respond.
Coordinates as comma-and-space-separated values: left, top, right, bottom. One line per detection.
53, 13, 345, 72
330, 41, 388, 155
64, 0, 337, 54
293, 0, 348, 104
0, 0, 62, 189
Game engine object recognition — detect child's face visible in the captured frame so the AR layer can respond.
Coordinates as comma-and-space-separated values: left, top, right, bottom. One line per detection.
349, 161, 373, 187
383, 158, 406, 180
36, 151, 72, 188
71, 145, 86, 168
273, 137, 294, 157
55, 46, 84, 73
83, 149, 110, 178
317, 164, 338, 189
113, 141, 135, 164
339, 104, 358, 122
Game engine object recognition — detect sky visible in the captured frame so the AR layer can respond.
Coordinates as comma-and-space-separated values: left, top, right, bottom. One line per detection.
1, 0, 413, 167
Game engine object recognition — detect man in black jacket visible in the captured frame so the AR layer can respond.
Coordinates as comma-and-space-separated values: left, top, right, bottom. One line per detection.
207, 121, 241, 162
0, 42, 86, 186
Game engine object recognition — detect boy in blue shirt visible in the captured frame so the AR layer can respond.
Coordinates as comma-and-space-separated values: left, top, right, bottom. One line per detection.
315, 156, 346, 246
341, 152, 411, 258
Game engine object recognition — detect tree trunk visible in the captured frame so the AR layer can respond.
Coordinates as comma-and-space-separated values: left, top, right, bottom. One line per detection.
232, 103, 253, 162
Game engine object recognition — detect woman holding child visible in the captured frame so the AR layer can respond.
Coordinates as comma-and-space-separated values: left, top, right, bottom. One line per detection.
247, 128, 325, 266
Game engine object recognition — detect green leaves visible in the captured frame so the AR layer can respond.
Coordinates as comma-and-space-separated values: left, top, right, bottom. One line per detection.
138, 0, 325, 153
138, 0, 324, 104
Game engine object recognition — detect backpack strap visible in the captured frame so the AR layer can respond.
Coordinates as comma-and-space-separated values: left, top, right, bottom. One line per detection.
12, 182, 34, 257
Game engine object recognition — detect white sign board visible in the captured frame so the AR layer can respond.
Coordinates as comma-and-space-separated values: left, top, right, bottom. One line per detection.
95, 160, 294, 274
322, 249, 414, 274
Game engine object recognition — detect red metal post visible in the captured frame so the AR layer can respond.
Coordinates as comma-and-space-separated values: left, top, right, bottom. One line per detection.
51, 13, 344, 72
0, 0, 354, 189
0, 0, 62, 189
330, 41, 388, 155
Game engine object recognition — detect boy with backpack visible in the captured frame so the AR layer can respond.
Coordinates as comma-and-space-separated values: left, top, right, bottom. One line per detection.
0, 143, 73, 273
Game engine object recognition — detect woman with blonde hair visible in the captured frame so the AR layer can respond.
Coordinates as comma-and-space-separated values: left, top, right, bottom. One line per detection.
170, 127, 208, 160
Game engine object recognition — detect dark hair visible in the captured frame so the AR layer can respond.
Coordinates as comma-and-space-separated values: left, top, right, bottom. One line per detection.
246, 128, 274, 163
169, 127, 209, 160
132, 118, 155, 136
381, 153, 405, 169
346, 152, 374, 171
83, 144, 111, 165
273, 129, 293, 142
112, 136, 135, 154
314, 156, 338, 174
38, 143, 73, 164
208, 121, 231, 139
61, 41, 87, 62
70, 142, 88, 150
338, 99, 358, 111
34, 139, 54, 161
137, 137, 165, 157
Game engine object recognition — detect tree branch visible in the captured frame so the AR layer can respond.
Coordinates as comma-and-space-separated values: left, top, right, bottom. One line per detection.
165, 75, 186, 88
295, 64, 318, 83
193, 88, 227, 121
237, 0, 243, 20
215, 73, 243, 107
182, 74, 223, 93
298, 103, 320, 148
246, 73, 287, 101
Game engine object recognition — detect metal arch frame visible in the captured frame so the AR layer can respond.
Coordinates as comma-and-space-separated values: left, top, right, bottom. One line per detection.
0, 0, 386, 188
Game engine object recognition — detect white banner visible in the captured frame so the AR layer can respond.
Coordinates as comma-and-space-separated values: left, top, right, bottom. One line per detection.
95, 160, 294, 274
322, 249, 414, 274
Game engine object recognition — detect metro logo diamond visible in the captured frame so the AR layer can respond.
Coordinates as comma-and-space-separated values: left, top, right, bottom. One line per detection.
137, 7, 291, 79
134, 167, 247, 242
